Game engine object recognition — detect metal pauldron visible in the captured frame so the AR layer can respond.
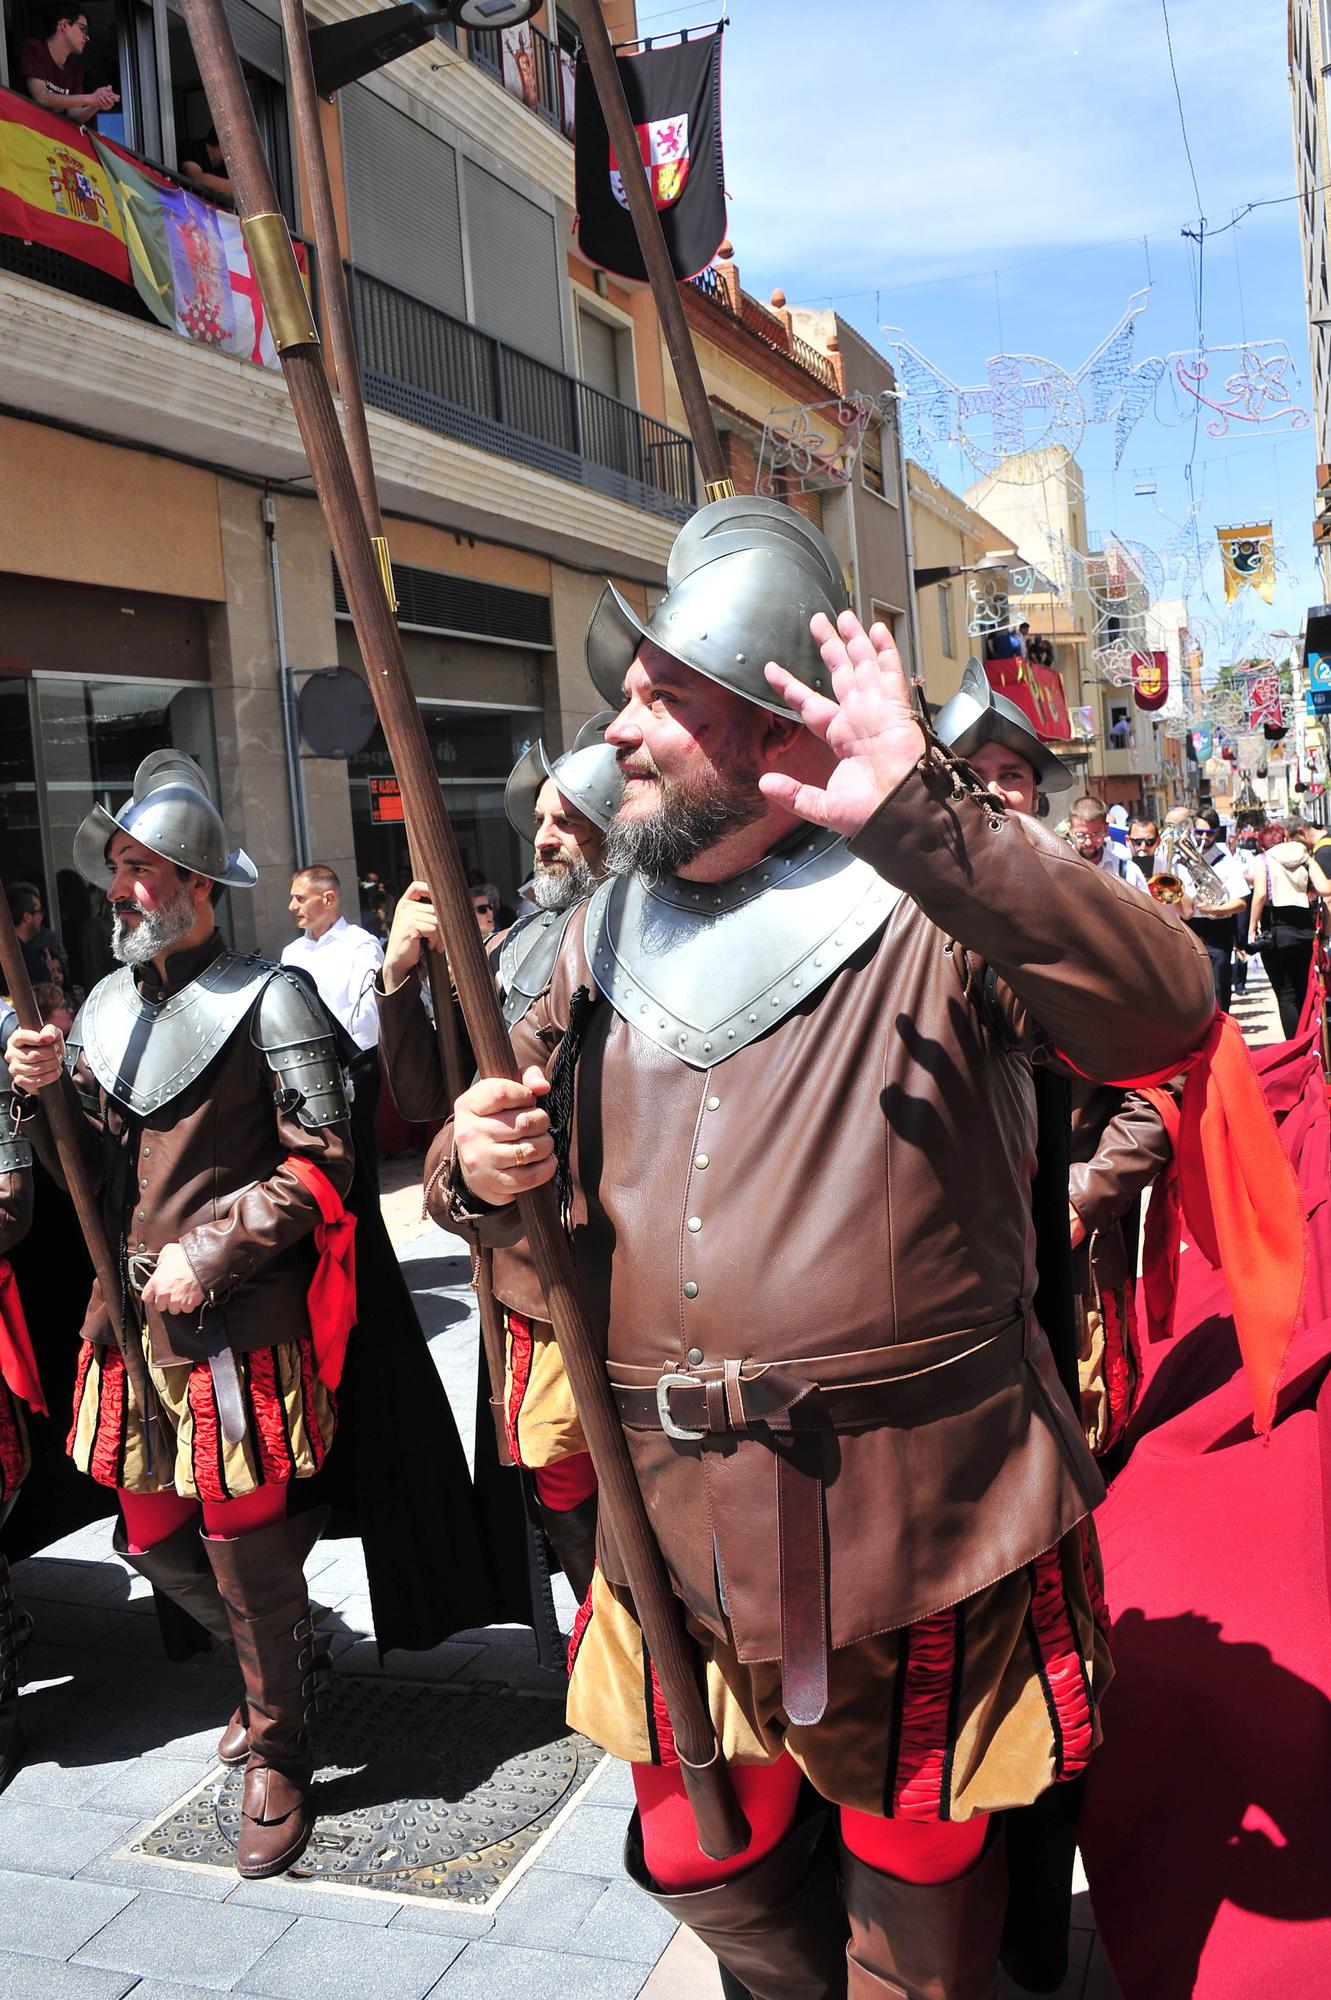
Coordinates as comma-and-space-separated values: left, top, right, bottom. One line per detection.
253, 970, 349, 1130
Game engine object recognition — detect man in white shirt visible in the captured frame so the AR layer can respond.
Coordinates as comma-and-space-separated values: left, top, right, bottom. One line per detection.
1067, 796, 1150, 893
1179, 808, 1250, 1011
282, 864, 384, 1176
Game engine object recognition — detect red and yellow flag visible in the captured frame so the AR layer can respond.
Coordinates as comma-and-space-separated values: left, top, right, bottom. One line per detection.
0, 90, 127, 281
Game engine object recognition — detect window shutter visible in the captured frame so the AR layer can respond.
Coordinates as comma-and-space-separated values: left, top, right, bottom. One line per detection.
340, 87, 466, 320
578, 309, 620, 398
462, 159, 563, 367
221, 0, 284, 80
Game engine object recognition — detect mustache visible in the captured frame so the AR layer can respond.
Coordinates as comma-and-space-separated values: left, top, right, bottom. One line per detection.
616, 754, 660, 780
113, 899, 148, 918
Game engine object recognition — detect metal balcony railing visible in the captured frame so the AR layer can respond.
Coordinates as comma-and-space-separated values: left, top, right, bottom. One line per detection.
346, 264, 695, 521
689, 264, 839, 391
466, 20, 575, 140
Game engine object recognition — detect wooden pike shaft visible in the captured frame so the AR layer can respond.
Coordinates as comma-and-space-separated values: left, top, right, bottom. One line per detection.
0, 885, 167, 1471
181, 0, 748, 1859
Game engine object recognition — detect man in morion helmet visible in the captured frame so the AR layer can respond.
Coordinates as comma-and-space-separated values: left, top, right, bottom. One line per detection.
431, 495, 1214, 1998
4, 752, 353, 1882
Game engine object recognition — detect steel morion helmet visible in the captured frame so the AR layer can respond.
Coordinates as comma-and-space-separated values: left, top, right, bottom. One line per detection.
73, 749, 258, 890
503, 717, 623, 841
585, 494, 850, 718
933, 659, 1073, 798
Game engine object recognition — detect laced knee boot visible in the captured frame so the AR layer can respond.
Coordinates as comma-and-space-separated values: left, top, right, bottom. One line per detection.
202, 1508, 330, 1879
113, 1515, 249, 1765
841, 1834, 1007, 2000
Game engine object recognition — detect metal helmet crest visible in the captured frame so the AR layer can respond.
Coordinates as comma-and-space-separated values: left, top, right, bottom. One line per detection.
933, 659, 1073, 796
584, 495, 850, 717
72, 750, 258, 891
503, 721, 623, 840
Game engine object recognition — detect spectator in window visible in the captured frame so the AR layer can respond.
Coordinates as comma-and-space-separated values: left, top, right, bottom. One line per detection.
19, 6, 118, 127
179, 127, 233, 199
7, 886, 54, 991
1109, 714, 1133, 749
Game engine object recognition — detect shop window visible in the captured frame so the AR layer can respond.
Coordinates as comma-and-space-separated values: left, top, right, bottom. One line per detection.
32, 675, 227, 986
348, 706, 535, 924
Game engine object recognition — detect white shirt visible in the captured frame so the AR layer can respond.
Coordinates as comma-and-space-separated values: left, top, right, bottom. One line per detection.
1096, 845, 1150, 894
281, 915, 383, 1049
1197, 842, 1250, 905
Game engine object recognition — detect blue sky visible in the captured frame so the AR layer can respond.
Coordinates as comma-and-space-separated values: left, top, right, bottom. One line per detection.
634, 0, 1318, 650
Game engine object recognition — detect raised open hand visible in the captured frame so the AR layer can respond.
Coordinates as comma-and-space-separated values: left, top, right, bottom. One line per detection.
759, 611, 925, 839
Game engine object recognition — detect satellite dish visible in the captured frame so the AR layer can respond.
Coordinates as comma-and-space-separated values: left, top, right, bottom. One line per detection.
297, 669, 378, 759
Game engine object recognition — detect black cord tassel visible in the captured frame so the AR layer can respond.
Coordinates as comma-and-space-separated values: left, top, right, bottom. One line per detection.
547, 985, 592, 1227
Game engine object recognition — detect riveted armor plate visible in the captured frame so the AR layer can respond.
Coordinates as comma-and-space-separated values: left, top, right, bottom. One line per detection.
584, 830, 903, 1068
498, 906, 580, 1027
71, 954, 276, 1117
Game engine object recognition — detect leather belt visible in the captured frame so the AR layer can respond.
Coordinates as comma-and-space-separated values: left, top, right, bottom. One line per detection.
613, 1319, 1030, 1733
614, 1320, 1029, 1439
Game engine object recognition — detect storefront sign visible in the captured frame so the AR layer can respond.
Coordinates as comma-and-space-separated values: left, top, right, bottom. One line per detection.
369, 776, 404, 823
1306, 690, 1331, 716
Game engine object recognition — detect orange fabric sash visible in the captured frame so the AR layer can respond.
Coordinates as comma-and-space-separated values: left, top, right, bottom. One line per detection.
285, 1156, 357, 1391
0, 1256, 47, 1416
1062, 1011, 1306, 1435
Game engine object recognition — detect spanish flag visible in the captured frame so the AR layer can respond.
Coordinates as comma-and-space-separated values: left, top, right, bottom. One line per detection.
0, 90, 127, 281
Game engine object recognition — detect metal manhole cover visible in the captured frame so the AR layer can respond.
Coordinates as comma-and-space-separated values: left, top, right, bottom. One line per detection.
132, 1673, 604, 1905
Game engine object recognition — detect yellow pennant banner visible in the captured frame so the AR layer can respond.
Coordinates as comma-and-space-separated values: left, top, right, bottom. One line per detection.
1216, 522, 1275, 605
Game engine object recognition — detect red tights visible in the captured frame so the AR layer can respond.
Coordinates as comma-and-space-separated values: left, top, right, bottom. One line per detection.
119, 1485, 287, 1553
633, 1756, 988, 1893
532, 1454, 598, 1511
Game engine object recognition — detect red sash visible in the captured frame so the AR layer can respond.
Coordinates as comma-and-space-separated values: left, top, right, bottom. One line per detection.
0, 1257, 47, 1416
285, 1156, 357, 1391
1060, 1010, 1306, 1435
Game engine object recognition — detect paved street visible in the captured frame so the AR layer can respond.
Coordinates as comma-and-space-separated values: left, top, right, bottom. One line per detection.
0, 959, 1282, 1999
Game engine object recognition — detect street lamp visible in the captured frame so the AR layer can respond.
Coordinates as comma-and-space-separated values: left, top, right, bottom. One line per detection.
309, 0, 539, 96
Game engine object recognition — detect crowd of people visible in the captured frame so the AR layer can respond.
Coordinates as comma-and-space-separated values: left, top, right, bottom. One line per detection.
0, 495, 1319, 1998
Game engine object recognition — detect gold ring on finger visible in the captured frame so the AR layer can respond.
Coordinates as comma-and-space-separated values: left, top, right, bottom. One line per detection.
514, 1141, 529, 1165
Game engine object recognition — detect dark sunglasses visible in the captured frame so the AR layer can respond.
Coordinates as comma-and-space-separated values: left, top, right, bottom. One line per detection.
473, 901, 495, 913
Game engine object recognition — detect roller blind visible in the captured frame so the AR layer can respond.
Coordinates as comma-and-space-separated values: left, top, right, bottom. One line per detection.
578, 309, 621, 398
166, 0, 283, 81
339, 86, 466, 319
462, 158, 563, 367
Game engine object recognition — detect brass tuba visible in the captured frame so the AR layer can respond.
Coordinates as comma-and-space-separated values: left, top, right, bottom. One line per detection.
1148, 826, 1230, 910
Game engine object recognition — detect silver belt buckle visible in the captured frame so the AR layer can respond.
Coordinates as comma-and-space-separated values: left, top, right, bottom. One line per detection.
656, 1368, 705, 1442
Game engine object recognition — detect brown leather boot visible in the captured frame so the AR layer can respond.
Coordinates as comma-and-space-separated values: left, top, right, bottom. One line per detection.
624, 1806, 848, 2000
841, 1835, 1007, 1999
538, 1493, 598, 1606
0, 1553, 32, 1796
112, 1516, 247, 1765
203, 1508, 329, 1879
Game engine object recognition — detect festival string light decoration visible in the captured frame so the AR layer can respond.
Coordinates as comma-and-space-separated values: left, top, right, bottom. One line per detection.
755, 392, 898, 499
1172, 343, 1310, 439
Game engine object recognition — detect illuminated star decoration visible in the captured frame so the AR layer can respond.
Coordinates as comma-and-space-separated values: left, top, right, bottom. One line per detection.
1172, 342, 1311, 439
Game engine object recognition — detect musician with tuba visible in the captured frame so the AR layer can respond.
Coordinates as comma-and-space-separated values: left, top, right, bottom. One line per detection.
1151, 807, 1250, 1010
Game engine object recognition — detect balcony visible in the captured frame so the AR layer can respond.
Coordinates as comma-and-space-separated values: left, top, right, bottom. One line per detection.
347, 264, 695, 522
688, 263, 839, 391
465, 20, 575, 141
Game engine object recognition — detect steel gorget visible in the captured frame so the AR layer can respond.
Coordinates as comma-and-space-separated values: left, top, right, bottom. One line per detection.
499, 906, 580, 1026
71, 953, 276, 1116
583, 829, 902, 1068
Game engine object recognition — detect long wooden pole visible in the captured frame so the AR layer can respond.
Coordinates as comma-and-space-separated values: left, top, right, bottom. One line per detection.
570, 0, 734, 501
281, 1, 517, 1459
0, 888, 168, 1473
181, 0, 747, 1859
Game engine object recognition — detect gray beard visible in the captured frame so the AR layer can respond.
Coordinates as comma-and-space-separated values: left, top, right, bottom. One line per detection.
531, 855, 598, 911
603, 771, 764, 879
111, 890, 197, 966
